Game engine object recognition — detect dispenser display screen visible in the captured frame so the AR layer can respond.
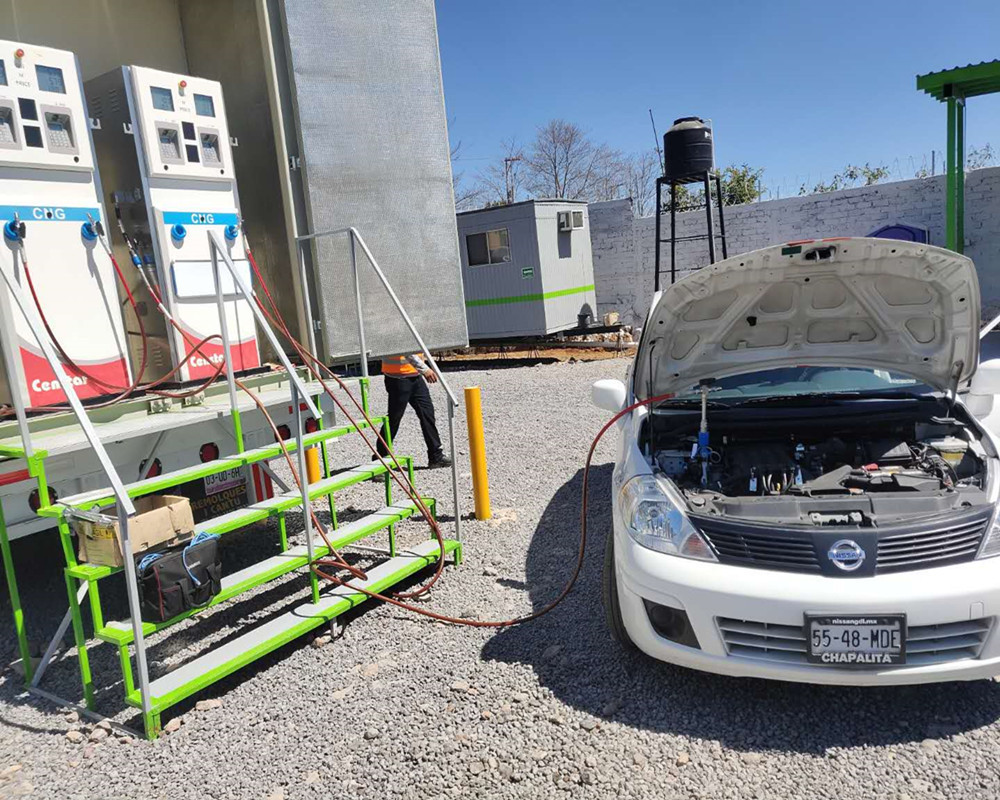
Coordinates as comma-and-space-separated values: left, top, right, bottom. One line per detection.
35, 65, 66, 94
194, 93, 215, 117
151, 86, 174, 112
0, 59, 7, 87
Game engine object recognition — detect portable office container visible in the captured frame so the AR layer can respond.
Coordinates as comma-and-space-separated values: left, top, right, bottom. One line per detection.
457, 200, 597, 339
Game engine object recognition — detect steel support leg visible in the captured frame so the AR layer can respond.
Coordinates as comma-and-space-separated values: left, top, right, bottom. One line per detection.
0, 499, 33, 684
64, 573, 95, 709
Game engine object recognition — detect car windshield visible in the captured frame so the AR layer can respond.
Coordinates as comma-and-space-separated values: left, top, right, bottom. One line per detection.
670, 366, 933, 401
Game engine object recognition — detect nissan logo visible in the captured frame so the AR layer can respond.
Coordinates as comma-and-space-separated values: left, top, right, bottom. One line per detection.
828, 539, 866, 572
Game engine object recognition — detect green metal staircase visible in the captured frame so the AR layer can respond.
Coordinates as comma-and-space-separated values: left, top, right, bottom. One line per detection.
30, 406, 459, 738
0, 225, 465, 740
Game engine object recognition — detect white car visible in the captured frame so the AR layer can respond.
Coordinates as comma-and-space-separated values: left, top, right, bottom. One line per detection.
592, 237, 1000, 685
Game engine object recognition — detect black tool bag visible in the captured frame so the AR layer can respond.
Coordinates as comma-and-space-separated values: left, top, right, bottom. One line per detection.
135, 536, 222, 623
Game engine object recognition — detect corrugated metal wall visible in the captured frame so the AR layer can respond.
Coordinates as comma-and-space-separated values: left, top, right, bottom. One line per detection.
279, 0, 468, 360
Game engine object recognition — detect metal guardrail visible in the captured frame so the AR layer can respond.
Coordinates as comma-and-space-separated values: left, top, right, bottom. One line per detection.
0, 243, 151, 715
295, 227, 462, 542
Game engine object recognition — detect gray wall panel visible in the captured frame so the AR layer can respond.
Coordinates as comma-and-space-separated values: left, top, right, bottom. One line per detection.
280, 0, 468, 359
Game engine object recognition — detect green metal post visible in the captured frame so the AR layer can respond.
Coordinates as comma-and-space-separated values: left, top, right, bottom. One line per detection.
232, 408, 246, 454
118, 644, 136, 697
956, 96, 965, 253
64, 572, 95, 709
0, 499, 33, 684
278, 513, 288, 551
360, 376, 370, 415
946, 95, 958, 252
87, 580, 105, 631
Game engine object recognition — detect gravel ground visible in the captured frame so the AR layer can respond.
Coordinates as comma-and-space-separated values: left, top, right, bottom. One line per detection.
3, 357, 1000, 799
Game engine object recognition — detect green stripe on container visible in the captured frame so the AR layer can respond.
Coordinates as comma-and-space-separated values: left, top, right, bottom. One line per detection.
465, 284, 595, 308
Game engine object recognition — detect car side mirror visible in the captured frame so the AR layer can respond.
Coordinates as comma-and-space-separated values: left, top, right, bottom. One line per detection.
970, 359, 1000, 396
592, 379, 627, 414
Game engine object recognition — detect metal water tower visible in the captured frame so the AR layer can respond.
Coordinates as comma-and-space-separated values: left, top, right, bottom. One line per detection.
653, 117, 728, 289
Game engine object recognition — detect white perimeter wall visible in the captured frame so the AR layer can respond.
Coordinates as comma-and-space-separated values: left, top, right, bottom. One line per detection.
590, 166, 1000, 327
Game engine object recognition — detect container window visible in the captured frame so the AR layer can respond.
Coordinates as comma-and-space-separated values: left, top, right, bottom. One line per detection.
467, 228, 511, 267
0, 59, 7, 87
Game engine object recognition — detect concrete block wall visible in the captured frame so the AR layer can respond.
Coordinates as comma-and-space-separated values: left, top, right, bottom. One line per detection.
590, 166, 1000, 327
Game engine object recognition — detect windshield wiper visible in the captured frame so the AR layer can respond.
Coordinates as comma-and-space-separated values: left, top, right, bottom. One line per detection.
737, 391, 933, 406
655, 397, 732, 410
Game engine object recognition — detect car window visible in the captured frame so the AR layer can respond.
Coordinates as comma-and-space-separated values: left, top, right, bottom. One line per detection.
672, 366, 931, 400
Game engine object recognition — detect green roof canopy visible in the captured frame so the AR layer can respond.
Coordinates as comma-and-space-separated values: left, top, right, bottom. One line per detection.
917, 60, 1000, 101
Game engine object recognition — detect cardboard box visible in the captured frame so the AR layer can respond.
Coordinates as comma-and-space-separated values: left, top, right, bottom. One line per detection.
73, 495, 196, 567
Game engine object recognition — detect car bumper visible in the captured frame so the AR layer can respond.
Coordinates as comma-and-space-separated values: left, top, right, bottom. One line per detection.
616, 532, 1000, 685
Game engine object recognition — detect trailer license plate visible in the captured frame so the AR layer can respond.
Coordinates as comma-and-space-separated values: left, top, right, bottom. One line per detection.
806, 614, 906, 665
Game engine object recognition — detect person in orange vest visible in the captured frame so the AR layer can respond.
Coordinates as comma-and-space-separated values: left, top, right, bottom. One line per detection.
376, 354, 452, 468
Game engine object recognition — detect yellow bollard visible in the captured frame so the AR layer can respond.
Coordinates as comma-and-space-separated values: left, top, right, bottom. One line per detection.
464, 385, 491, 520
305, 446, 322, 485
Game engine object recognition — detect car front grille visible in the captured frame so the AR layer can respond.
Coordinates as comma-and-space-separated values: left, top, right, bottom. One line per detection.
716, 616, 993, 667
697, 522, 822, 572
876, 516, 988, 573
695, 508, 991, 576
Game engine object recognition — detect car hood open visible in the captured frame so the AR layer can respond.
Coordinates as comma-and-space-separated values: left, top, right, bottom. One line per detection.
634, 238, 980, 398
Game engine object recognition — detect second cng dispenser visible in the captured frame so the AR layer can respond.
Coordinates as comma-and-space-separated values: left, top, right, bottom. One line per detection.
86, 65, 260, 384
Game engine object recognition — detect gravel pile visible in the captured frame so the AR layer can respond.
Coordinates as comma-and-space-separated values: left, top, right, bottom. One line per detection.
4, 358, 1000, 799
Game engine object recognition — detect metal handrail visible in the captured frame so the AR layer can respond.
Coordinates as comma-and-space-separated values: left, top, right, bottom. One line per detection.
295, 227, 462, 541
0, 250, 152, 717
208, 232, 322, 583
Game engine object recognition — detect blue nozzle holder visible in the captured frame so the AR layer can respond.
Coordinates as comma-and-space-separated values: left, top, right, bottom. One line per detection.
224, 224, 239, 242
3, 220, 20, 242
171, 223, 187, 242
81, 222, 98, 241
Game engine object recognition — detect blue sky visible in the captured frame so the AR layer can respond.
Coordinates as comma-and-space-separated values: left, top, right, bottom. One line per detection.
437, 0, 1000, 199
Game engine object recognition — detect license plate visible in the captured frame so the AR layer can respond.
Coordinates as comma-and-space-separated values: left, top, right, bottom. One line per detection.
806, 614, 906, 666
203, 467, 244, 496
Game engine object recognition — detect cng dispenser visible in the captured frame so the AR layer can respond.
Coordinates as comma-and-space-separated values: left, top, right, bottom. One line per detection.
0, 40, 132, 408
85, 66, 260, 384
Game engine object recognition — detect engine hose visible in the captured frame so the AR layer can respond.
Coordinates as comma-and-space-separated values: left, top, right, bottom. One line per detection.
120, 240, 366, 582
17, 240, 149, 400
312, 390, 679, 628
241, 242, 443, 598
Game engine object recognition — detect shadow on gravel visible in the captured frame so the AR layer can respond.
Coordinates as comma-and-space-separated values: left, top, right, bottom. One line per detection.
481, 464, 1000, 755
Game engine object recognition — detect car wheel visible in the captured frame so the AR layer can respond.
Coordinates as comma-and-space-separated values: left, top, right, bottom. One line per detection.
602, 529, 637, 651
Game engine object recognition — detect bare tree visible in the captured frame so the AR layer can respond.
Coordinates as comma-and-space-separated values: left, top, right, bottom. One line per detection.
524, 119, 616, 200
622, 150, 660, 216
449, 124, 481, 211
475, 137, 526, 206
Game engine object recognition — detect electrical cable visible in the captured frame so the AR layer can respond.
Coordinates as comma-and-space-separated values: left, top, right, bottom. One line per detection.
239, 224, 679, 627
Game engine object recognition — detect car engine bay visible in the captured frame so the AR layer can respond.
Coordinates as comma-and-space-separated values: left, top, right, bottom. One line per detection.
644, 402, 994, 526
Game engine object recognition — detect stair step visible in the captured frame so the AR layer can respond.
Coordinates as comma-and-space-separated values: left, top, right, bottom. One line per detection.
97, 499, 434, 646
127, 537, 460, 712
41, 418, 380, 515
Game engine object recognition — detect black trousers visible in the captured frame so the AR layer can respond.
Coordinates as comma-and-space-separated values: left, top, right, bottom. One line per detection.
377, 375, 443, 460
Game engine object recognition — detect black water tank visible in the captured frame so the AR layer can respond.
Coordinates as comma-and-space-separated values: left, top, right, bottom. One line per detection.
663, 117, 714, 182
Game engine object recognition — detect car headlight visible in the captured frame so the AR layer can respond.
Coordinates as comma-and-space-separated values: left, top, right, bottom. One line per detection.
618, 474, 717, 561
979, 507, 1000, 559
